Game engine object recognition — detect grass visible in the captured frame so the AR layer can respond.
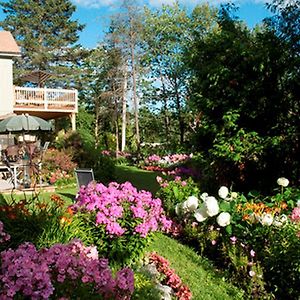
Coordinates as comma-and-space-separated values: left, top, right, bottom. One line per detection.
147, 233, 244, 300
115, 165, 160, 195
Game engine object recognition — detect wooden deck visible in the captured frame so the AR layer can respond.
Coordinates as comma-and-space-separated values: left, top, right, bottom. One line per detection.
13, 86, 78, 118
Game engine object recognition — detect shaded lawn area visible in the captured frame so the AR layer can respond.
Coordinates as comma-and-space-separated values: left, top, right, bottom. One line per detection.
115, 165, 160, 195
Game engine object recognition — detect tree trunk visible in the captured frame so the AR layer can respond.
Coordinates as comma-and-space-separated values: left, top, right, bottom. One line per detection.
121, 66, 127, 151
160, 72, 170, 141
130, 21, 140, 152
174, 77, 185, 144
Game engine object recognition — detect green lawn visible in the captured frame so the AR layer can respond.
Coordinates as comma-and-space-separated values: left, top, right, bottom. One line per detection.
115, 165, 161, 195
147, 233, 244, 300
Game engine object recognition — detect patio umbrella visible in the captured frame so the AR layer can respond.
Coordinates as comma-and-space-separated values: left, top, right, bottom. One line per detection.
0, 114, 52, 133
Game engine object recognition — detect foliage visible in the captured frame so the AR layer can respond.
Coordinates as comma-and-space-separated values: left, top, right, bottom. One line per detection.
132, 271, 161, 300
69, 181, 171, 265
54, 130, 116, 183
187, 4, 300, 191
0, 194, 71, 251
159, 175, 300, 299
41, 148, 77, 185
0, 239, 134, 299
0, 0, 86, 85
156, 176, 200, 218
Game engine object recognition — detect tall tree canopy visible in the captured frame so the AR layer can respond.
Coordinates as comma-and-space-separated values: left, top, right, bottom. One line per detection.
187, 4, 299, 190
0, 0, 85, 85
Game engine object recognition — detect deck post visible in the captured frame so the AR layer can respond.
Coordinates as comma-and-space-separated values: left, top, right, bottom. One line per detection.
70, 112, 76, 131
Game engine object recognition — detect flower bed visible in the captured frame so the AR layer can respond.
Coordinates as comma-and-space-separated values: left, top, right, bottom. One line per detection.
157, 176, 300, 299
0, 238, 134, 299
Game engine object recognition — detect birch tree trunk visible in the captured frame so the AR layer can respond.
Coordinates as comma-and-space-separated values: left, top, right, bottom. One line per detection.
121, 66, 127, 151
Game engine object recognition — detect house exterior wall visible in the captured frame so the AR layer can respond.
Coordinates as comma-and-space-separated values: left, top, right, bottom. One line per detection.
0, 57, 14, 116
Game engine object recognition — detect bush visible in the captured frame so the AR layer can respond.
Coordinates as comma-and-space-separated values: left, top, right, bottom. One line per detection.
69, 181, 171, 265
0, 239, 134, 299
42, 148, 77, 185
158, 175, 300, 299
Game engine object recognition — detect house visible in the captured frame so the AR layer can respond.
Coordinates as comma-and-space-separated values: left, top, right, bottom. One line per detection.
0, 31, 78, 130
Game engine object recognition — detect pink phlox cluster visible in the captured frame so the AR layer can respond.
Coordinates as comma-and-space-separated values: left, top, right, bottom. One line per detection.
72, 181, 171, 237
0, 221, 10, 244
0, 243, 53, 299
0, 239, 134, 299
290, 207, 300, 223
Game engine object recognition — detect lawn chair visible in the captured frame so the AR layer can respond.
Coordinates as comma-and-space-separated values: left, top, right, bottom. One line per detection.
75, 168, 94, 189
0, 150, 22, 188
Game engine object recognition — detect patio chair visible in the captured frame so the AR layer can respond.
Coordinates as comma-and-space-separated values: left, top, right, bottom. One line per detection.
0, 150, 22, 188
75, 168, 94, 189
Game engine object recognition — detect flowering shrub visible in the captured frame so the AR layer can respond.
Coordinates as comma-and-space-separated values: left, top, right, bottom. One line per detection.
156, 176, 200, 218
158, 176, 300, 299
142, 154, 191, 170
42, 149, 77, 185
149, 252, 192, 300
0, 239, 134, 299
70, 181, 171, 264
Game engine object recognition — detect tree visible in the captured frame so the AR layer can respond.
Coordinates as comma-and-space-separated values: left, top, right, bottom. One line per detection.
187, 4, 300, 190
142, 3, 218, 145
106, 0, 144, 153
0, 0, 85, 86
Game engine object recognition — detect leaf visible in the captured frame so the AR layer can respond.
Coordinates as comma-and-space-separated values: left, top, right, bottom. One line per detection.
172, 186, 179, 199
226, 225, 233, 235
220, 201, 231, 212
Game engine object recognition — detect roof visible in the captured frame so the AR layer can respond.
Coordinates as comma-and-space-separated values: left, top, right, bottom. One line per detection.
0, 31, 21, 57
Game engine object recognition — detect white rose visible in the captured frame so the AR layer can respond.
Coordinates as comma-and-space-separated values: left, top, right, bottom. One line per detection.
200, 192, 208, 201
218, 186, 229, 199
194, 205, 208, 222
260, 213, 273, 226
185, 196, 199, 212
216, 212, 231, 227
277, 177, 289, 187
204, 196, 219, 217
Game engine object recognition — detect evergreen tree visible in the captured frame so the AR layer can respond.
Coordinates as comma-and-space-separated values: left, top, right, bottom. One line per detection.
0, 0, 85, 86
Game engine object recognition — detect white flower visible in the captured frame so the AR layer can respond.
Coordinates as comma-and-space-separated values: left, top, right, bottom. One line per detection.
260, 213, 273, 226
194, 205, 208, 222
297, 200, 300, 207
204, 196, 219, 217
216, 212, 231, 227
277, 177, 289, 187
231, 192, 238, 199
218, 186, 229, 199
200, 192, 208, 201
273, 214, 288, 227
249, 270, 256, 277
185, 196, 199, 212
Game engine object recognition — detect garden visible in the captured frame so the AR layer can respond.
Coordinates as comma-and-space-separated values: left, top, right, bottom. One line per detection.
0, 0, 299, 299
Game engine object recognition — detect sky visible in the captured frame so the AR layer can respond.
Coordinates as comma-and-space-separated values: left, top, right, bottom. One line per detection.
0, 0, 272, 49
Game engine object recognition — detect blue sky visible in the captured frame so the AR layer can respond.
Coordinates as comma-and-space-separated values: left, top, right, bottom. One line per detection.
0, 0, 272, 48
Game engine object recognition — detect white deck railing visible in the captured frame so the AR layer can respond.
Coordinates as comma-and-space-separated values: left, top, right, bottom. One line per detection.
13, 86, 78, 112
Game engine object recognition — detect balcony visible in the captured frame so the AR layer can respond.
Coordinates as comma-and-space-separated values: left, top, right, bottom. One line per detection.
13, 86, 78, 120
